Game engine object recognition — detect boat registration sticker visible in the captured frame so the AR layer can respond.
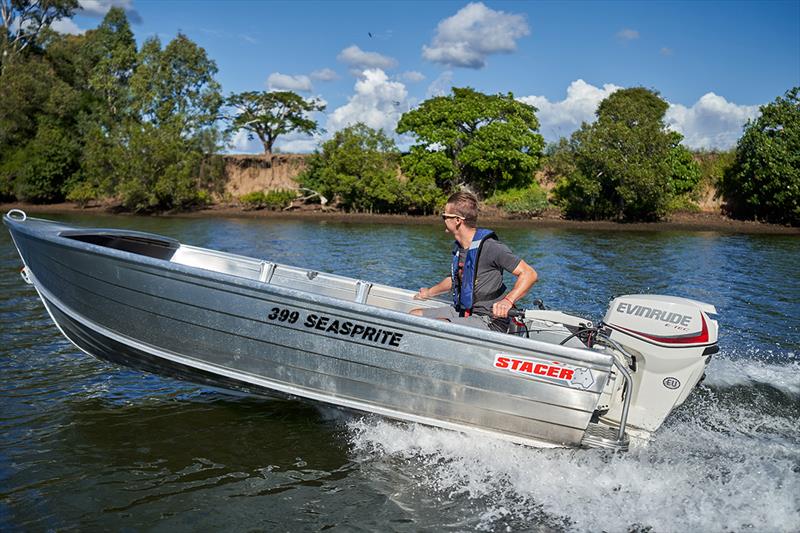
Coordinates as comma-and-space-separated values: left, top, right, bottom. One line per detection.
493, 354, 594, 389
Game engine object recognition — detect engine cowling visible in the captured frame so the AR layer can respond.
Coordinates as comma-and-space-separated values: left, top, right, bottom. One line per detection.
600, 295, 719, 436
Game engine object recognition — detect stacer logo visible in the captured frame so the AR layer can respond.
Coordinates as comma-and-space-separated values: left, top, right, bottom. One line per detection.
493, 354, 594, 389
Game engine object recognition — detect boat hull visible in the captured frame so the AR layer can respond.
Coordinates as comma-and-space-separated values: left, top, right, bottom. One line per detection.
6, 214, 615, 448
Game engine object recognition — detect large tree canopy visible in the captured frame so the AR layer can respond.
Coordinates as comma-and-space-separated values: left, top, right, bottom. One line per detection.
226, 90, 325, 155
396, 87, 544, 197
555, 87, 700, 221
94, 32, 223, 211
721, 87, 800, 226
0, 0, 77, 69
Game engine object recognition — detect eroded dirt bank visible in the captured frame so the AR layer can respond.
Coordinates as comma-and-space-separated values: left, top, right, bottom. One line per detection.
3, 202, 797, 235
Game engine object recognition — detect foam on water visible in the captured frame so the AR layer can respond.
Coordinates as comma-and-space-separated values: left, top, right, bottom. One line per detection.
704, 354, 799, 397
347, 380, 800, 532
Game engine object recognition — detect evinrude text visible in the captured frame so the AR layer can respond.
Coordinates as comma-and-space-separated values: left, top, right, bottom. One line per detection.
616, 302, 693, 326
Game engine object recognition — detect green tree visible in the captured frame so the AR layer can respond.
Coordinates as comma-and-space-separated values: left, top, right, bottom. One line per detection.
721, 87, 800, 225
227, 91, 325, 155
60, 7, 138, 202
132, 34, 222, 133
0, 49, 81, 201
78, 32, 224, 212
396, 87, 544, 196
14, 119, 80, 202
0, 0, 78, 71
84, 7, 137, 124
555, 87, 699, 221
299, 123, 409, 213
542, 138, 578, 183
0, 56, 57, 151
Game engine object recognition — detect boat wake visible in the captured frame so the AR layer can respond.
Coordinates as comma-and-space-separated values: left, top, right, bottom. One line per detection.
704, 353, 799, 397
346, 355, 800, 532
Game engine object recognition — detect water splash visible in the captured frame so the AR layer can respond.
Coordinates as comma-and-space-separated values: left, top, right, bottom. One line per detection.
704, 354, 799, 397
347, 387, 800, 532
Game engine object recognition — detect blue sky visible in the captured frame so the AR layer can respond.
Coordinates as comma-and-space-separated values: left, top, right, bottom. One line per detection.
59, 0, 799, 153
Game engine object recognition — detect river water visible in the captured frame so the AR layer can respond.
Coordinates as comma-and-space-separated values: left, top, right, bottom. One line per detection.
1, 213, 798, 532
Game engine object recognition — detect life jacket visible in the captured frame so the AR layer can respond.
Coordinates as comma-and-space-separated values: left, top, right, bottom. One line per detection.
451, 228, 502, 314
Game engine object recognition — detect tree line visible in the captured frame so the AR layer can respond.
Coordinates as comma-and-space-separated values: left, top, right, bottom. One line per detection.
1, 3, 798, 224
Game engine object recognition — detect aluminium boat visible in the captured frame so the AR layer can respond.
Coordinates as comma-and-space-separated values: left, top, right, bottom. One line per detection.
4, 210, 719, 450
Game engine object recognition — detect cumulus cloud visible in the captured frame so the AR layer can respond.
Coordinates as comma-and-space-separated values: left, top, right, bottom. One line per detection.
666, 93, 759, 150
267, 72, 313, 92
616, 28, 640, 41
337, 45, 397, 71
520, 81, 759, 150
79, 0, 142, 23
311, 68, 339, 81
327, 68, 408, 133
422, 2, 529, 69
518, 79, 623, 140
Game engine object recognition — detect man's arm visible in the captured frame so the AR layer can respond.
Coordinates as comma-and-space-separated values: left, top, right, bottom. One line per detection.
492, 260, 537, 318
414, 276, 452, 300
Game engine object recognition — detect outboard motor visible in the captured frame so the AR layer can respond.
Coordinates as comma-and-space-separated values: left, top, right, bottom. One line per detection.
600, 295, 719, 436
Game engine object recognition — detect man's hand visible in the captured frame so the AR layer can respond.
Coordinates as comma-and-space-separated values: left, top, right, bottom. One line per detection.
492, 297, 514, 318
414, 287, 432, 300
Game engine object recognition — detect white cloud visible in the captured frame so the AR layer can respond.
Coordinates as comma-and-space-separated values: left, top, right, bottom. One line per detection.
520, 81, 759, 150
518, 79, 623, 140
337, 45, 397, 71
422, 2, 529, 69
426, 70, 454, 98
51, 17, 85, 35
311, 68, 339, 81
47, 0, 140, 35
616, 28, 640, 41
275, 138, 319, 153
666, 93, 759, 150
79, 0, 141, 23
267, 72, 313, 92
230, 129, 260, 153
400, 71, 426, 83
327, 68, 408, 133
660, 47, 673, 56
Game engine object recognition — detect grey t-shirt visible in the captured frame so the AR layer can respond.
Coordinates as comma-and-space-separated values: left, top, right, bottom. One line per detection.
456, 238, 521, 316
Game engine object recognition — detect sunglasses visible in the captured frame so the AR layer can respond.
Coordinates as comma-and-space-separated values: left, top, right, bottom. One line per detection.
441, 213, 465, 221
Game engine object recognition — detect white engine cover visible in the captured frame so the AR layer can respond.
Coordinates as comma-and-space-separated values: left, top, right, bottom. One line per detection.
600, 295, 719, 436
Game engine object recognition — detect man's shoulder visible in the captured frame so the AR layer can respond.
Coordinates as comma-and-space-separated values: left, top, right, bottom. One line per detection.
480, 236, 520, 267
482, 235, 509, 251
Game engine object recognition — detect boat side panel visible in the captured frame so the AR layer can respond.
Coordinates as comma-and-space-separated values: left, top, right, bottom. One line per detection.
11, 227, 613, 446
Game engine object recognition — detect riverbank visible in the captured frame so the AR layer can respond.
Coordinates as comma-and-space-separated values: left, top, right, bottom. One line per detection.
2, 202, 798, 235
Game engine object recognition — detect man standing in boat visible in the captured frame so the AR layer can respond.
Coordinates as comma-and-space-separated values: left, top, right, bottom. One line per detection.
410, 191, 538, 331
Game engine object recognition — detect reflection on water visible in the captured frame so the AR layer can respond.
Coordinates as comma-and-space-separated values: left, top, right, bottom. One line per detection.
1, 213, 798, 531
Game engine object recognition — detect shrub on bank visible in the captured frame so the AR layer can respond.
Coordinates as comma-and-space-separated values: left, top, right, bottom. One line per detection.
240, 189, 296, 210
485, 184, 549, 216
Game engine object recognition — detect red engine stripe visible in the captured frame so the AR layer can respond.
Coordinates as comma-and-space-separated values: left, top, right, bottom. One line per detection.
612, 314, 709, 344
